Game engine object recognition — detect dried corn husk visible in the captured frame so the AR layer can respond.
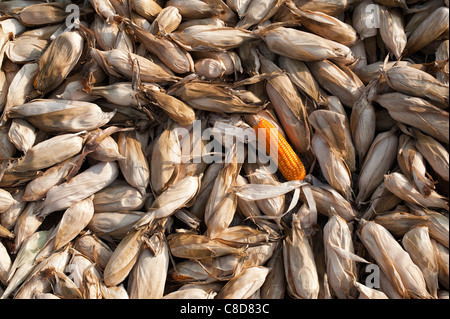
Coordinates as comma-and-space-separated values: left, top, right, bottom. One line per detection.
204, 148, 239, 238
117, 130, 150, 196
308, 60, 365, 108
359, 220, 431, 299
88, 211, 145, 239
10, 133, 84, 173
7, 119, 36, 154
40, 161, 119, 217
356, 129, 398, 205
90, 48, 180, 83
90, 0, 116, 22
384, 172, 448, 211
311, 133, 353, 201
373, 211, 430, 237
259, 26, 356, 65
293, 0, 362, 16
103, 228, 145, 287
379, 6, 406, 59
283, 213, 319, 299
236, 0, 285, 30
397, 134, 435, 196
128, 231, 169, 299
34, 30, 84, 95
414, 130, 449, 182
403, 7, 449, 56
355, 282, 389, 299
73, 233, 113, 270
383, 66, 449, 108
9, 99, 115, 133
135, 175, 201, 228
93, 183, 144, 213
353, 0, 378, 40
402, 226, 439, 298
286, 2, 358, 46
431, 240, 449, 290
0, 188, 17, 213
408, 204, 449, 248
15, 3, 72, 27
350, 94, 376, 163
0, 242, 11, 285
216, 266, 269, 299
375, 93, 449, 144
435, 40, 449, 86
260, 55, 311, 159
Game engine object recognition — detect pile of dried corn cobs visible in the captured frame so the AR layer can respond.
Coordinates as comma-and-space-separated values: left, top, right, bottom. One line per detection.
0, 0, 449, 300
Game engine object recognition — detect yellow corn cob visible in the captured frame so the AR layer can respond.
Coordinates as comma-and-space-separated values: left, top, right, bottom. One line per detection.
254, 118, 306, 181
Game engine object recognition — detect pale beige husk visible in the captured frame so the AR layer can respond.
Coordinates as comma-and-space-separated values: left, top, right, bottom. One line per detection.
7, 119, 36, 154
10, 133, 84, 173
402, 226, 439, 298
73, 233, 113, 270
311, 133, 353, 201
40, 161, 119, 217
128, 231, 169, 299
379, 6, 407, 59
236, 0, 285, 30
414, 130, 449, 182
87, 211, 145, 239
93, 183, 144, 213
34, 30, 84, 95
352, 0, 378, 40
259, 26, 356, 65
293, 0, 362, 16
0, 188, 17, 213
350, 94, 376, 163
373, 211, 430, 237
359, 220, 431, 299
356, 129, 398, 205
375, 93, 449, 144
216, 266, 269, 299
286, 2, 358, 46
117, 130, 150, 196
308, 59, 365, 108
403, 7, 449, 56
8, 99, 116, 133
283, 213, 319, 299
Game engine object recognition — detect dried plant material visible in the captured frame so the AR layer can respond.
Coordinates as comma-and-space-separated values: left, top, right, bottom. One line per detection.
259, 26, 356, 65
135, 175, 201, 228
397, 134, 435, 196
10, 133, 84, 173
15, 3, 72, 26
90, 48, 180, 83
435, 40, 449, 86
194, 58, 227, 79
93, 183, 144, 213
90, 0, 116, 22
308, 60, 365, 108
128, 232, 169, 299
22, 155, 81, 202
0, 242, 11, 285
88, 211, 145, 239
356, 129, 398, 205
382, 66, 449, 109
73, 233, 113, 270
7, 119, 36, 154
350, 94, 376, 163
403, 7, 449, 56
278, 56, 328, 106
170, 25, 257, 51
359, 220, 431, 299
170, 78, 264, 114
283, 213, 319, 299
0, 188, 17, 213
408, 204, 449, 248
205, 148, 239, 238
355, 282, 389, 299
103, 228, 145, 287
216, 266, 269, 299
375, 93, 449, 144
168, 233, 244, 259
379, 7, 406, 59
414, 130, 449, 182
9, 99, 115, 133
260, 55, 311, 158
311, 133, 353, 201
373, 211, 430, 237
384, 172, 448, 211
117, 130, 150, 196
310, 109, 356, 172
40, 161, 119, 217
236, 0, 285, 29
286, 2, 358, 46
324, 214, 363, 299
148, 6, 182, 35
353, 0, 378, 40
402, 226, 439, 298
150, 126, 181, 195
5, 37, 48, 64
34, 30, 84, 95
293, 0, 362, 16
431, 240, 449, 290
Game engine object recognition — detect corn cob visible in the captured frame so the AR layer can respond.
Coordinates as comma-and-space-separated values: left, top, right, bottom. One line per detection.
253, 117, 306, 181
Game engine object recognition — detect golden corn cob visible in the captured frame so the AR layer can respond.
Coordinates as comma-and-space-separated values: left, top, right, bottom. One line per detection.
253, 117, 306, 181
